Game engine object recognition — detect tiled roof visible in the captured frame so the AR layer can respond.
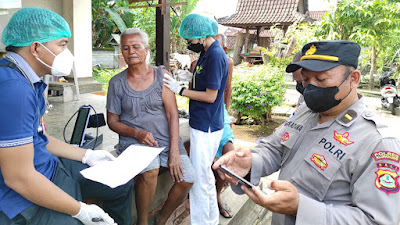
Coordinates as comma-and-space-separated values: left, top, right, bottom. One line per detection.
238, 29, 278, 37
226, 36, 236, 50
309, 11, 327, 21
225, 28, 279, 38
224, 28, 281, 49
218, 0, 302, 28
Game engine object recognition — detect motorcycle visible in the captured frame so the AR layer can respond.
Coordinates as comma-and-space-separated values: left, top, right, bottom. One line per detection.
379, 71, 400, 115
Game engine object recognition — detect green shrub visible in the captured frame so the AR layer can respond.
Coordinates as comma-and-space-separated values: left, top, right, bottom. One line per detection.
261, 48, 293, 68
93, 68, 125, 94
231, 64, 286, 124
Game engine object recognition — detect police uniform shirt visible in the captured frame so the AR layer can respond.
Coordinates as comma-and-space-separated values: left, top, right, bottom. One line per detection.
250, 96, 400, 225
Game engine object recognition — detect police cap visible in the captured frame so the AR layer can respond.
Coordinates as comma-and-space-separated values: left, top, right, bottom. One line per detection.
286, 40, 361, 73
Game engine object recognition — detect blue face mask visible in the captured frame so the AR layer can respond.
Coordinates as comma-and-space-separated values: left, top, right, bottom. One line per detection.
303, 74, 352, 112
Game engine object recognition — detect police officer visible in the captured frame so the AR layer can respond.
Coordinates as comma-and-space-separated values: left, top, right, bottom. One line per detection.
213, 40, 400, 225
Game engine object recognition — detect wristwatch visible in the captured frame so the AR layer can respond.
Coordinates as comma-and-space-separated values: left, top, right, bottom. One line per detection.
179, 87, 186, 96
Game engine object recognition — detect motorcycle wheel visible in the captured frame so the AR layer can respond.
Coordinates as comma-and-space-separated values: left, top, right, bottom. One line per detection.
390, 103, 396, 115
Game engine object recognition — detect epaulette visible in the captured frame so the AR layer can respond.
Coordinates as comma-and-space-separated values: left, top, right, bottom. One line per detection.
336, 109, 358, 127
362, 110, 394, 139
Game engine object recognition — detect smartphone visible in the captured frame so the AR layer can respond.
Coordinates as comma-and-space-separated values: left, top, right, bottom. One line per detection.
219, 165, 254, 189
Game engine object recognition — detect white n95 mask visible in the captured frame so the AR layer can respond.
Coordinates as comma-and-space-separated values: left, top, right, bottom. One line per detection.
36, 42, 74, 76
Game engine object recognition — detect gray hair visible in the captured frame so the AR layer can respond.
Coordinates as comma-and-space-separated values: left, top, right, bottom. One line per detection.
120, 28, 149, 47
216, 33, 226, 47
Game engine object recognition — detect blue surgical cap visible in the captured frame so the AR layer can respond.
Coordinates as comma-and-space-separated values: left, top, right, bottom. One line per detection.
2, 8, 71, 47
179, 14, 218, 39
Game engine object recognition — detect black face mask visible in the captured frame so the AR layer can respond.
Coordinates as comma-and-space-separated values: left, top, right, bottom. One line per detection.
187, 42, 204, 53
303, 75, 352, 113
296, 82, 305, 94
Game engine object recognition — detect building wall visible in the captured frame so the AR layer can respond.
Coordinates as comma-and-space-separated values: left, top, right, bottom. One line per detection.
0, 0, 92, 78
93, 49, 120, 69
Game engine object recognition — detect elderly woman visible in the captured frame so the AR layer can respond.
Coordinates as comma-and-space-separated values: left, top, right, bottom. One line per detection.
106, 28, 195, 225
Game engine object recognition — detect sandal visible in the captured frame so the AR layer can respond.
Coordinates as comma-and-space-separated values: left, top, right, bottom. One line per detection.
218, 203, 233, 218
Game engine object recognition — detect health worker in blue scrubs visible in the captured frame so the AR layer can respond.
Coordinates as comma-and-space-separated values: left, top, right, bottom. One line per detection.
163, 14, 228, 225
0, 8, 133, 225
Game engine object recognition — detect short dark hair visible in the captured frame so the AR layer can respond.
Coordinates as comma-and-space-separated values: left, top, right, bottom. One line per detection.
344, 65, 355, 78
5, 46, 22, 53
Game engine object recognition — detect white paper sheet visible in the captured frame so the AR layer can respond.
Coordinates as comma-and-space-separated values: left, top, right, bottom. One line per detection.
80, 145, 164, 188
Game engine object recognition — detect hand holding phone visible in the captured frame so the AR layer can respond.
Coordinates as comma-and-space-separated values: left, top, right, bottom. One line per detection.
219, 165, 254, 188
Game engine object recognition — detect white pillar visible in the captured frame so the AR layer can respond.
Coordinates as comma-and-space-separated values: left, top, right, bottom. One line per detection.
64, 0, 92, 78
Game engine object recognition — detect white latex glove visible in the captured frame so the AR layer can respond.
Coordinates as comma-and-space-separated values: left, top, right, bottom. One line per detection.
163, 74, 183, 95
176, 69, 193, 82
72, 202, 117, 225
82, 150, 116, 167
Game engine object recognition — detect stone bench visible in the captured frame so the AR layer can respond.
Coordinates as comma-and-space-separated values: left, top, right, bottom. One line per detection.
48, 81, 75, 102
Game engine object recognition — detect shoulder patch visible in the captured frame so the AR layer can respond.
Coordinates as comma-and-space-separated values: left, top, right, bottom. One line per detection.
372, 151, 400, 163
377, 163, 399, 171
375, 169, 399, 194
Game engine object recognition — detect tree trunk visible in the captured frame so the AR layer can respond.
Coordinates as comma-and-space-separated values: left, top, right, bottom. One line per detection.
235, 112, 242, 125
369, 43, 377, 90
339, 25, 344, 40
398, 75, 400, 89
284, 37, 296, 58
177, 36, 183, 52
233, 33, 245, 66
267, 108, 272, 120
171, 34, 177, 53
328, 0, 338, 40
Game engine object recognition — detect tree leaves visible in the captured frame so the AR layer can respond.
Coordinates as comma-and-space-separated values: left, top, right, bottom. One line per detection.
103, 7, 128, 33
92, 0, 199, 55
316, 0, 400, 89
